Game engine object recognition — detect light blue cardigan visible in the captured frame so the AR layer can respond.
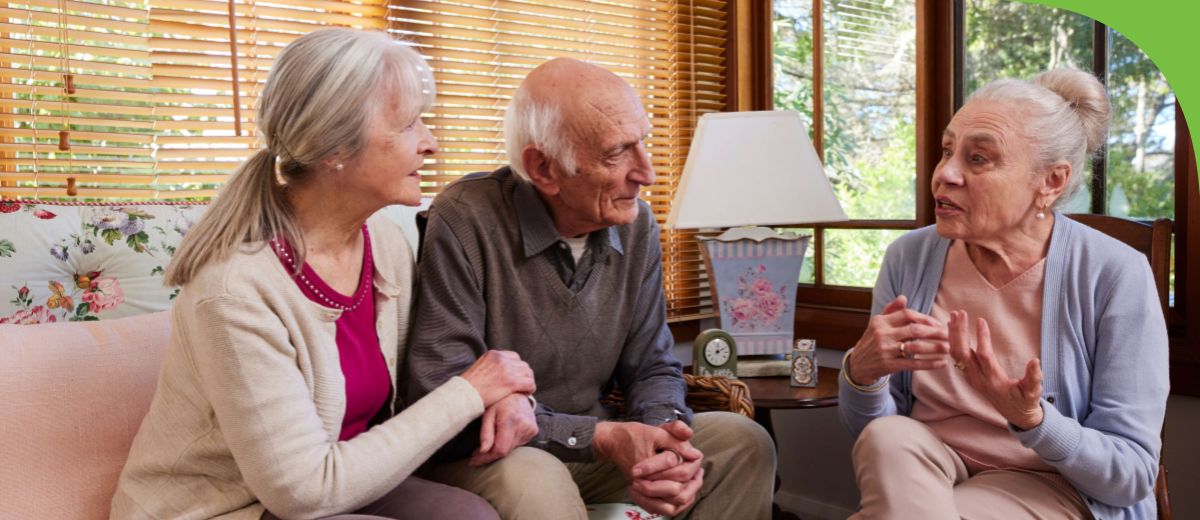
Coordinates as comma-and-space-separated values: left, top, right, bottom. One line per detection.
838, 213, 1169, 520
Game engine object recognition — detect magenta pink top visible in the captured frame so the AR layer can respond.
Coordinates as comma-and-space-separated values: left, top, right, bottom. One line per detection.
274, 226, 390, 441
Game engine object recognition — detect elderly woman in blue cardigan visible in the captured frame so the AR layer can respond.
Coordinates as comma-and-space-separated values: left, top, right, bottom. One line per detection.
838, 68, 1168, 519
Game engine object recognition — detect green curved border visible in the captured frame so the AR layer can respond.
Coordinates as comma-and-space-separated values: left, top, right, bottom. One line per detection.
1018, 0, 1198, 184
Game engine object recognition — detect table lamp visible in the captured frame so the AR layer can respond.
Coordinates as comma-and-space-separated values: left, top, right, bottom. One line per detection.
666, 110, 846, 357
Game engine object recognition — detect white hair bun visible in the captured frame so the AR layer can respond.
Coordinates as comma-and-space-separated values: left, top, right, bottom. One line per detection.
1032, 69, 1111, 156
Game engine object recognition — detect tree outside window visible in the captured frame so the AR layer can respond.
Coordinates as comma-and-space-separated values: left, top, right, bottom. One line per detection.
773, 0, 1177, 292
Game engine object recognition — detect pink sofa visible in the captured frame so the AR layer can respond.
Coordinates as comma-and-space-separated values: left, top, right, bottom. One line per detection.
0, 199, 659, 520
0, 312, 169, 518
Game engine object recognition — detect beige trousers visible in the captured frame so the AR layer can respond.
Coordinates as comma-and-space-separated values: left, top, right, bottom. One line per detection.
850, 415, 1091, 520
425, 411, 777, 520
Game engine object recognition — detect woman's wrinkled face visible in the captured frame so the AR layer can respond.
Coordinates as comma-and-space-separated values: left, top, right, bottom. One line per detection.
344, 93, 439, 208
931, 99, 1042, 242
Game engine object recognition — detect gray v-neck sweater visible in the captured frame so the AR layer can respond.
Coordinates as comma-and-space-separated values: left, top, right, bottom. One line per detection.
406, 168, 689, 462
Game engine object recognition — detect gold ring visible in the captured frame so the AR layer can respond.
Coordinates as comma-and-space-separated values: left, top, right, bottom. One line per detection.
898, 342, 909, 359
663, 449, 683, 466
954, 361, 966, 371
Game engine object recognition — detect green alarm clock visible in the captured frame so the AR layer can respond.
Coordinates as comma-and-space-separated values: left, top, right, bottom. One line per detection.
693, 329, 737, 378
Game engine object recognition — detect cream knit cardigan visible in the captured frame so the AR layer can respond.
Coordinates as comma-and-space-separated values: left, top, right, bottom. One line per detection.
110, 215, 484, 520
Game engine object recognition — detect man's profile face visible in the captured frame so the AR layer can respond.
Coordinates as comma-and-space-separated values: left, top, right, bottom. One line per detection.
552, 87, 656, 233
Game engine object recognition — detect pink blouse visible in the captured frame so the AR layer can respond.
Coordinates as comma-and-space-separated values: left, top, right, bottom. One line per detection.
275, 226, 389, 441
911, 239, 1051, 474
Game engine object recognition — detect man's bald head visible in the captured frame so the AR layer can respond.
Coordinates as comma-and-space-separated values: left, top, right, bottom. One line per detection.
504, 58, 644, 181
522, 58, 635, 113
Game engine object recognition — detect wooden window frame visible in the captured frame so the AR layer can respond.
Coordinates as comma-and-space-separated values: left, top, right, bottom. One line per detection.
730, 0, 949, 350
740, 0, 1200, 394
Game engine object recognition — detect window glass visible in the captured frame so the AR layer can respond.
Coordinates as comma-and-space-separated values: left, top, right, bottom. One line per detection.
1105, 29, 1175, 219
964, 0, 1094, 95
824, 229, 906, 287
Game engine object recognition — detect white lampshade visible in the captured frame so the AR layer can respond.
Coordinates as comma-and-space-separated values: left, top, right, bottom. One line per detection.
666, 110, 847, 229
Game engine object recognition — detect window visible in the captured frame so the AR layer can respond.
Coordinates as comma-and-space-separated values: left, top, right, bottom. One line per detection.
761, 0, 1199, 393
774, 0, 917, 290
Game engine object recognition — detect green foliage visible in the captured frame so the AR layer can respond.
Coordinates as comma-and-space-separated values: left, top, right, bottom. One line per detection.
0, 239, 14, 258
825, 229, 907, 287
823, 121, 917, 287
772, 0, 1176, 288
1104, 31, 1175, 219
964, 0, 1094, 94
774, 0, 916, 286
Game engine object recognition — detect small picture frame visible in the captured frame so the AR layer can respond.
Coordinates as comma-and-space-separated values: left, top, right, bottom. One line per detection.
790, 339, 817, 387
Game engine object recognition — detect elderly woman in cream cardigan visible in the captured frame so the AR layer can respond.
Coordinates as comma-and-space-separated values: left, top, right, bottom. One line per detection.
110, 29, 535, 520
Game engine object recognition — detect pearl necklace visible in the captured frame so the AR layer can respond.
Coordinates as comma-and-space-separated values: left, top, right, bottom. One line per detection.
272, 239, 372, 312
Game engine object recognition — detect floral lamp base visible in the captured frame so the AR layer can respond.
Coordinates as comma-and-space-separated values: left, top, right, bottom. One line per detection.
701, 227, 808, 356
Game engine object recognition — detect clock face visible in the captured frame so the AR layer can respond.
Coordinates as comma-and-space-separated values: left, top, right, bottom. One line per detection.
704, 338, 732, 366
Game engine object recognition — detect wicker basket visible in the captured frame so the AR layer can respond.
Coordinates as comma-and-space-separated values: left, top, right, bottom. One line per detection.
602, 373, 754, 419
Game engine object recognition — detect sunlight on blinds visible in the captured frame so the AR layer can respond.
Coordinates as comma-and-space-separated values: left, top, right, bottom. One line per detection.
388, 0, 727, 318
0, 0, 385, 199
0, 0, 726, 317
0, 0, 155, 198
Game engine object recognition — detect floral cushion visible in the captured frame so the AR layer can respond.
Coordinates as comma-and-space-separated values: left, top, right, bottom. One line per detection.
0, 200, 206, 324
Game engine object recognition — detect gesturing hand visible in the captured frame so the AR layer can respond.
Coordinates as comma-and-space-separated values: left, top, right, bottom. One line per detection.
847, 295, 951, 386
470, 393, 538, 467
594, 421, 704, 516
948, 310, 1044, 430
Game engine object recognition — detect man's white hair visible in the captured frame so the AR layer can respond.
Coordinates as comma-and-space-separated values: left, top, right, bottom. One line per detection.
504, 85, 577, 181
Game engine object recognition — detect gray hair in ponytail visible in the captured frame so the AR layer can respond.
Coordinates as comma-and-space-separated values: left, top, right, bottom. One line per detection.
165, 28, 434, 286
969, 68, 1111, 208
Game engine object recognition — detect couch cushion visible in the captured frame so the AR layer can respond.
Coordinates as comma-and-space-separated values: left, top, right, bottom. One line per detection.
0, 312, 170, 519
0, 200, 207, 323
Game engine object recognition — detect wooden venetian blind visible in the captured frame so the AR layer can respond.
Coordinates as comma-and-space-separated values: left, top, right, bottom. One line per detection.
0, 0, 155, 198
146, 0, 385, 198
389, 0, 727, 318
0, 0, 725, 318
0, 0, 386, 199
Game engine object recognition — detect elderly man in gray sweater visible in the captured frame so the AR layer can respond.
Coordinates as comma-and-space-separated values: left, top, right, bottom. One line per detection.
405, 58, 776, 519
